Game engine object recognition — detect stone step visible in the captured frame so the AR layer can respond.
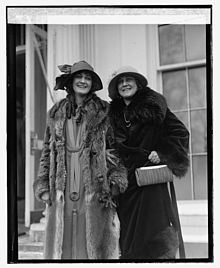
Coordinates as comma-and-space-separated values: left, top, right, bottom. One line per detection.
29, 223, 45, 242
177, 200, 208, 217
18, 241, 43, 252
184, 242, 208, 259
182, 225, 208, 238
176, 242, 208, 259
19, 243, 43, 253
18, 234, 44, 260
18, 251, 43, 260
18, 231, 208, 260
19, 235, 44, 252
177, 200, 208, 244
180, 214, 208, 227
28, 219, 208, 244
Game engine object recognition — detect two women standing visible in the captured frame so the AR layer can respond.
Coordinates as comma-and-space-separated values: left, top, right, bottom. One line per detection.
34, 61, 189, 260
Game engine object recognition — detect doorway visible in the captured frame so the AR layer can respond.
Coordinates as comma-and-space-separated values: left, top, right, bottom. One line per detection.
16, 26, 26, 234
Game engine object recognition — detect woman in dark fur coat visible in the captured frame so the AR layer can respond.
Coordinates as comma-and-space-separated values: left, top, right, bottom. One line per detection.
33, 61, 127, 259
108, 66, 189, 259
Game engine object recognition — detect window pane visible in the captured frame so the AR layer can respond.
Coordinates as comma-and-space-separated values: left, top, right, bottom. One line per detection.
193, 155, 207, 199
189, 67, 206, 108
191, 110, 207, 153
185, 25, 206, 61
159, 25, 185, 65
174, 111, 189, 130
162, 70, 187, 110
174, 167, 192, 200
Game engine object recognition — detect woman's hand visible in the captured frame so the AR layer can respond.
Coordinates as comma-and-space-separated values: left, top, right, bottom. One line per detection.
99, 192, 117, 209
106, 149, 118, 166
41, 191, 51, 206
148, 151, 161, 164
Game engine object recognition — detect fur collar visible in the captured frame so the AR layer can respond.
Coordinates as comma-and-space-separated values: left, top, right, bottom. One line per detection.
109, 87, 167, 125
84, 93, 109, 132
50, 93, 109, 130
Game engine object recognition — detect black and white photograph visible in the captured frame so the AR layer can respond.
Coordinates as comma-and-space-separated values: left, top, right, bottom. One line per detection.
4, 3, 215, 265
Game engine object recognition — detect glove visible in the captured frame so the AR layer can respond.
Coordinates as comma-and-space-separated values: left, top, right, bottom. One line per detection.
111, 183, 120, 197
41, 191, 52, 206
106, 149, 118, 166
148, 151, 161, 164
98, 192, 117, 209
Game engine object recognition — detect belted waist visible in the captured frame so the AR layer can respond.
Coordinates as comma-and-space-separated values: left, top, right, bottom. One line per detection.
66, 147, 81, 153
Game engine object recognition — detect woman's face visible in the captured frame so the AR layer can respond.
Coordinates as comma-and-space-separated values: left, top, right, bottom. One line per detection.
117, 76, 138, 100
72, 71, 92, 96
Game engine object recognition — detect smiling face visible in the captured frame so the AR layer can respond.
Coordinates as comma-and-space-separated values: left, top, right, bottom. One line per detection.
72, 71, 92, 96
117, 76, 138, 102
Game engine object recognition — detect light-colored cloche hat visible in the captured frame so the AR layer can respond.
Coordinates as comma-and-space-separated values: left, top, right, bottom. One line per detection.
54, 60, 103, 92
108, 66, 148, 100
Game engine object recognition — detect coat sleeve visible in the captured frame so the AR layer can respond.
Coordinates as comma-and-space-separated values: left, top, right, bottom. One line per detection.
157, 108, 190, 177
105, 124, 128, 194
33, 113, 51, 201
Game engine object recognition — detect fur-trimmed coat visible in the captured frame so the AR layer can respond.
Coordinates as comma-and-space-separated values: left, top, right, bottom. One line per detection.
109, 87, 189, 259
33, 94, 128, 259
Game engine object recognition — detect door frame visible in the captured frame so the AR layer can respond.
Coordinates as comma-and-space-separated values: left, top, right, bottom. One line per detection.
25, 24, 48, 227
25, 25, 35, 227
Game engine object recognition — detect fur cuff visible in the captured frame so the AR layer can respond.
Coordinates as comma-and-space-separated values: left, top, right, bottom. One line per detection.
108, 167, 128, 193
33, 177, 50, 202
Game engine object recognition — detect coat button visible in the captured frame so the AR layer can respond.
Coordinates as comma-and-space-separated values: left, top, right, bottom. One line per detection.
97, 175, 104, 182
69, 192, 80, 201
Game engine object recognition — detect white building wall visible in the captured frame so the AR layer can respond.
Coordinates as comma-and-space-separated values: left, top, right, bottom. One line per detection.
47, 24, 159, 104
47, 25, 81, 109
94, 24, 156, 101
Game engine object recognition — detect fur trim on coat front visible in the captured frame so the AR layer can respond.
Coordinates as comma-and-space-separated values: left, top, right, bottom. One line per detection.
109, 87, 189, 177
33, 93, 127, 259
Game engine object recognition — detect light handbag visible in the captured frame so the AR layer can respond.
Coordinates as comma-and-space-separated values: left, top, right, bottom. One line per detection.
135, 164, 173, 187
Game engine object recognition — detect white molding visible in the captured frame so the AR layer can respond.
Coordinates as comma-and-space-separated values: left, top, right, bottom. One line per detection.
47, 25, 56, 110
157, 59, 206, 72
145, 25, 160, 92
183, 234, 208, 244
177, 200, 208, 216
25, 25, 35, 227
16, 45, 26, 54
32, 25, 47, 40
79, 25, 96, 66
47, 25, 81, 108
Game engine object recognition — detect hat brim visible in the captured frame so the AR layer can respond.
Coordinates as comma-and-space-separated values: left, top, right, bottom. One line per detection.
54, 69, 103, 92
108, 72, 148, 100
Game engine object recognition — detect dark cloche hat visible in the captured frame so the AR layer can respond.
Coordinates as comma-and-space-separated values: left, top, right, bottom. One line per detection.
54, 60, 103, 92
108, 66, 148, 100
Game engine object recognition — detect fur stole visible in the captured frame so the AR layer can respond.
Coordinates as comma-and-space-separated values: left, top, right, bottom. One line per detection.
109, 87, 167, 126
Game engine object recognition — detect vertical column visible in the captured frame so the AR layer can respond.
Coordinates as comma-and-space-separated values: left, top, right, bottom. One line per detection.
25, 25, 35, 227
7, 23, 18, 262
79, 25, 96, 66
145, 25, 161, 92
47, 25, 81, 108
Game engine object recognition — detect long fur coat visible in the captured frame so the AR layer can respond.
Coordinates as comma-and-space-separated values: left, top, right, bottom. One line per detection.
109, 87, 189, 259
33, 94, 128, 259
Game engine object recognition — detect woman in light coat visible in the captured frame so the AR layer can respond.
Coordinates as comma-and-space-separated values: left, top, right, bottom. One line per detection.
33, 61, 127, 260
